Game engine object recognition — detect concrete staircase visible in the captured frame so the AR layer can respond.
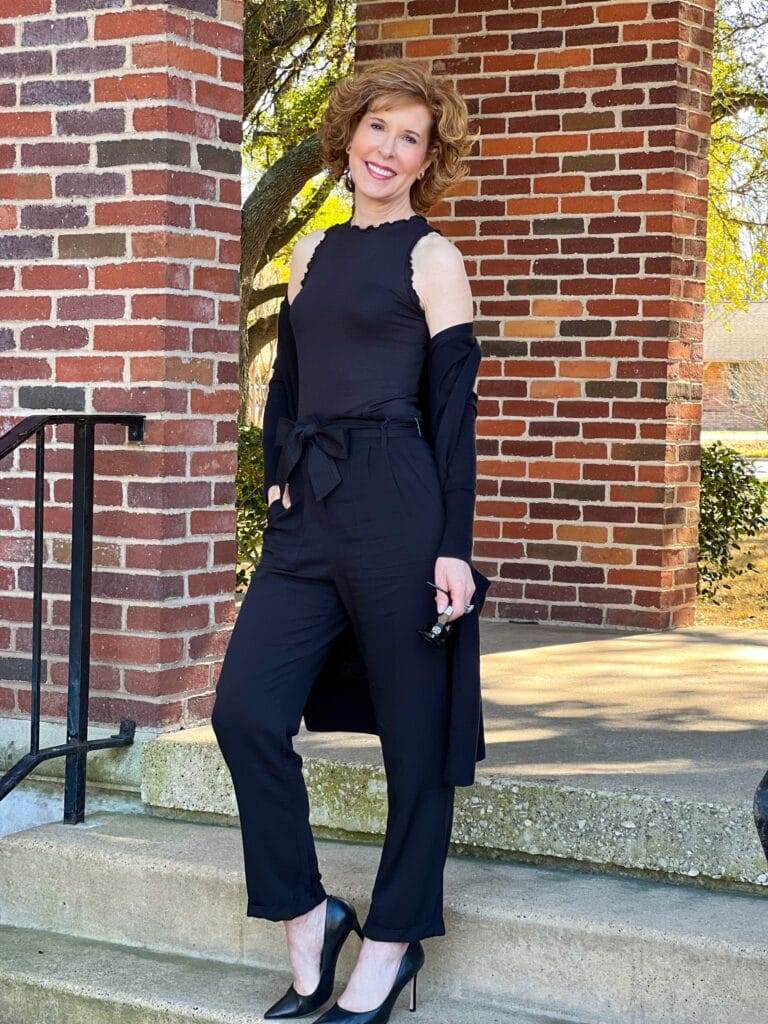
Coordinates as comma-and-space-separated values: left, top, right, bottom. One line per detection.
0, 812, 763, 1024
0, 925, 538, 1024
2, 618, 766, 1023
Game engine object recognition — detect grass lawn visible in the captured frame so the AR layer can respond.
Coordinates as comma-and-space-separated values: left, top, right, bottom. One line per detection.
701, 433, 768, 459
695, 526, 768, 628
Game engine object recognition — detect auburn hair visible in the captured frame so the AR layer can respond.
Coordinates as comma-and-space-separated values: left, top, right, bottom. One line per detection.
319, 58, 480, 215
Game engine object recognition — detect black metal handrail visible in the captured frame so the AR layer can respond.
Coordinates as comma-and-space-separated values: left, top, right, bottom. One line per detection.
0, 414, 145, 823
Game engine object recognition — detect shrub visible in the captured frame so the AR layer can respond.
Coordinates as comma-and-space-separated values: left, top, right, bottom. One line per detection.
235, 423, 268, 592
698, 441, 768, 600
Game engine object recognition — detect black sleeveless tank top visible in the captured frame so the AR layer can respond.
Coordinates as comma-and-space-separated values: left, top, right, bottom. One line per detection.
288, 213, 441, 421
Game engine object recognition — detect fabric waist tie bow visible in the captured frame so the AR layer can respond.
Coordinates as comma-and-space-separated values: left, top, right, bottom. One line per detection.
274, 414, 422, 503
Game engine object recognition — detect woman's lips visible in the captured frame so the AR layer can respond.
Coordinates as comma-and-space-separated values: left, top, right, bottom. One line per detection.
365, 161, 396, 180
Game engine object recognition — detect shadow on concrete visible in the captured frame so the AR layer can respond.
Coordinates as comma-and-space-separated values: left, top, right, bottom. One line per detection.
296, 620, 768, 805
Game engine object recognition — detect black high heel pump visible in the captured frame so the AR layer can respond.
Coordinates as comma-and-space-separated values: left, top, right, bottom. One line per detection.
264, 895, 363, 1019
309, 940, 425, 1023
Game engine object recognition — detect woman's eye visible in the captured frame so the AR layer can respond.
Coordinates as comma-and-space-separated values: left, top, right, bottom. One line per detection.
371, 123, 417, 144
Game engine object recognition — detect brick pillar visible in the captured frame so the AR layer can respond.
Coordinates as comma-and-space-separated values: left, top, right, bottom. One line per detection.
356, 1, 714, 629
0, 1, 243, 726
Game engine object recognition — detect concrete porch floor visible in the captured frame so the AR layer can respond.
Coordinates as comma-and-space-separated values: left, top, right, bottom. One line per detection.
295, 620, 768, 807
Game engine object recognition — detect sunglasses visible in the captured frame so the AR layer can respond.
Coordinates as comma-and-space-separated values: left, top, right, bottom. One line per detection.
417, 581, 475, 647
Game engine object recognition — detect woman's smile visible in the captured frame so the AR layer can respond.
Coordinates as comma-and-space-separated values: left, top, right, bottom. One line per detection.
365, 160, 397, 180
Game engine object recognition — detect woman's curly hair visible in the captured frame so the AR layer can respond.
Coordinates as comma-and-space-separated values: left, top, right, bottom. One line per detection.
319, 58, 480, 216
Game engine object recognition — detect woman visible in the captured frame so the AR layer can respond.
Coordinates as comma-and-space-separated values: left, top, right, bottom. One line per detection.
212, 58, 482, 1024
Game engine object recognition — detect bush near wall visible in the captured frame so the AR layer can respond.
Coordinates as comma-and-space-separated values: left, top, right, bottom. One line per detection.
235, 424, 268, 592
698, 442, 768, 600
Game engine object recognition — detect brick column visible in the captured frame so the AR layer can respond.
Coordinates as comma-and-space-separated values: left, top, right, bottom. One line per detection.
356, 0, 714, 630
0, 1, 243, 726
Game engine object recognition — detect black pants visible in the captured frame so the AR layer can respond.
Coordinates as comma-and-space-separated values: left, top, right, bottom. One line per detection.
211, 418, 456, 941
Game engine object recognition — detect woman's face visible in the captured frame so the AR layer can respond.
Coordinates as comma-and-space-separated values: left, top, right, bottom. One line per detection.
346, 100, 433, 204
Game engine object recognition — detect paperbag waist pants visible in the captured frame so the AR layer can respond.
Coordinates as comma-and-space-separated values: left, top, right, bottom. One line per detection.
211, 416, 456, 941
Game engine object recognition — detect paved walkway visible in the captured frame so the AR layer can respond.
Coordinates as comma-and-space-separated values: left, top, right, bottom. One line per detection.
296, 620, 768, 806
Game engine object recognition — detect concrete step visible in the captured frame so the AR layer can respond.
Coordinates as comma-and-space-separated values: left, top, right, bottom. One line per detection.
0, 923, 541, 1024
0, 812, 763, 1024
143, 725, 768, 890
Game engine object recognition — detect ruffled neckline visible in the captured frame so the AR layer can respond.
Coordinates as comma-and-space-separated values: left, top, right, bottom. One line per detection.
342, 213, 425, 232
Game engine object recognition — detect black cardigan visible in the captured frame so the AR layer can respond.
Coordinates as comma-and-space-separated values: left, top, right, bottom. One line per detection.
259, 296, 493, 786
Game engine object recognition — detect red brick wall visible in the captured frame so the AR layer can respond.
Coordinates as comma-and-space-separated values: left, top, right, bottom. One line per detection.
703, 362, 765, 430
356, 0, 714, 629
0, 0, 717, 745
702, 361, 729, 428
0, 0, 243, 727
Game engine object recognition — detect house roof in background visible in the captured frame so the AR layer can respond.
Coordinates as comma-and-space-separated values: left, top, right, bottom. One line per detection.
704, 301, 768, 361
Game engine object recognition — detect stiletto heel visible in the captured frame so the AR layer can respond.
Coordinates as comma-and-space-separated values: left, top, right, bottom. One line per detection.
264, 895, 361, 1019
310, 940, 425, 1024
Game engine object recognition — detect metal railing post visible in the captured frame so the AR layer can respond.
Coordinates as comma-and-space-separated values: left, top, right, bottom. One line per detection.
63, 418, 96, 824
29, 428, 45, 757
0, 414, 145, 818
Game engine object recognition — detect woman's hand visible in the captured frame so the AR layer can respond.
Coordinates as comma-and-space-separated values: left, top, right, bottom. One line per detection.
267, 481, 291, 509
434, 556, 475, 622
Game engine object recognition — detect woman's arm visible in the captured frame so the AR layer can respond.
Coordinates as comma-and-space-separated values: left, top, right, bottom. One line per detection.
429, 326, 478, 563
262, 297, 292, 505
262, 234, 322, 506
413, 234, 479, 565
412, 234, 481, 619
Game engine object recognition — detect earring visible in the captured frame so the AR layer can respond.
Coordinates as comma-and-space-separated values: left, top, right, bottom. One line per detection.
343, 165, 354, 190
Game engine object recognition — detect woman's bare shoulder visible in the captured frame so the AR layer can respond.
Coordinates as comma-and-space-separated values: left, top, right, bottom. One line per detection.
287, 227, 329, 305
410, 231, 474, 333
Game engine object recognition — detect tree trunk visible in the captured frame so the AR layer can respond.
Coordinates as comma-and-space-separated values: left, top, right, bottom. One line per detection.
238, 134, 328, 424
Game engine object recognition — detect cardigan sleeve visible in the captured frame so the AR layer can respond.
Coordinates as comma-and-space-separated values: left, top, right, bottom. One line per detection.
436, 388, 477, 562
426, 321, 481, 563
261, 298, 293, 504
